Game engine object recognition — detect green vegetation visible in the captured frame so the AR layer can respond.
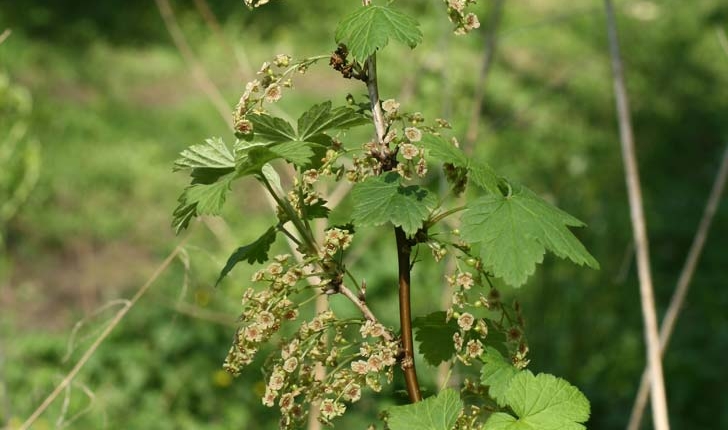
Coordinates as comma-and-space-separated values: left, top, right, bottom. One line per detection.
1, 0, 727, 429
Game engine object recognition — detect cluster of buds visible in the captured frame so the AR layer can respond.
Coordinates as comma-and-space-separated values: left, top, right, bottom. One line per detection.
286, 178, 325, 220
320, 227, 354, 258
443, 0, 481, 35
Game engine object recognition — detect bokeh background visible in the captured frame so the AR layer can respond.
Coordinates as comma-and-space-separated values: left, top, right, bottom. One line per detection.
1, 0, 727, 428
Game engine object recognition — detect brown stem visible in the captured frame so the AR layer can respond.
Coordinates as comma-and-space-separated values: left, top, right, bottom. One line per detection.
604, 2, 670, 429
395, 227, 422, 402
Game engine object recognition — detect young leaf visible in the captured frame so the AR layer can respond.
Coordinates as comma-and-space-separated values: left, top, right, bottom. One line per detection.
460, 185, 599, 287
480, 347, 520, 406
335, 5, 423, 62
387, 388, 463, 430
482, 371, 590, 430
236, 146, 279, 177
216, 227, 277, 286
247, 114, 297, 144
420, 134, 469, 167
174, 137, 235, 171
172, 173, 234, 234
301, 199, 330, 221
296, 101, 369, 141
413, 311, 459, 366
468, 159, 500, 195
270, 141, 315, 166
351, 172, 436, 236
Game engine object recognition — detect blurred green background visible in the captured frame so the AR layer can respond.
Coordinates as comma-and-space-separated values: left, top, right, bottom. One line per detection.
1, 0, 727, 428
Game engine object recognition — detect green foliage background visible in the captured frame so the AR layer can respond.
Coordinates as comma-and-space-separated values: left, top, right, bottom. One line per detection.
1, 0, 727, 428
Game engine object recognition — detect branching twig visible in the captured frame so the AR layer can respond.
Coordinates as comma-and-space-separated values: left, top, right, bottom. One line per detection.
464, 0, 506, 152
19, 236, 190, 430
626, 143, 728, 430
603, 2, 670, 429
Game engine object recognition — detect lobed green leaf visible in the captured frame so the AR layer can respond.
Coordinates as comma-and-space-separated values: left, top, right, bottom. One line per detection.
420, 134, 500, 194
335, 5, 423, 62
351, 172, 436, 236
480, 347, 520, 406
460, 184, 599, 287
413, 311, 459, 366
387, 388, 463, 430
297, 101, 369, 141
482, 371, 590, 430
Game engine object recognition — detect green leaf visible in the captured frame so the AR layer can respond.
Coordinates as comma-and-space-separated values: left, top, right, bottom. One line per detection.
413, 311, 459, 366
351, 172, 436, 236
419, 134, 499, 194
480, 347, 520, 406
468, 160, 500, 195
248, 114, 297, 144
460, 185, 599, 287
235, 147, 277, 178
270, 141, 315, 166
302, 199, 330, 221
216, 227, 277, 286
420, 134, 469, 167
335, 5, 423, 62
297, 101, 369, 141
387, 388, 463, 430
172, 173, 234, 234
174, 137, 236, 184
171, 200, 197, 234
185, 176, 233, 215
174, 137, 235, 171
482, 371, 590, 430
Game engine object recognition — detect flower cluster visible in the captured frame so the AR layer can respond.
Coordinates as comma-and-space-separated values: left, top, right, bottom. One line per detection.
233, 55, 320, 136
223, 255, 305, 376
321, 227, 354, 258
347, 100, 456, 182
440, 255, 531, 370
443, 0, 481, 35
257, 310, 398, 428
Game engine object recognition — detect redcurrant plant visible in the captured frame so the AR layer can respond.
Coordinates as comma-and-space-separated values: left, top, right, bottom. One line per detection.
173, 1, 599, 429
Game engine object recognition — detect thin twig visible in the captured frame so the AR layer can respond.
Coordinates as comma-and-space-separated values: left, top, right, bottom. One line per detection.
0, 29, 10, 45
626, 143, 728, 430
464, 0, 506, 152
19, 236, 190, 430
154, 0, 232, 127
192, 0, 254, 78
603, 2, 670, 429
